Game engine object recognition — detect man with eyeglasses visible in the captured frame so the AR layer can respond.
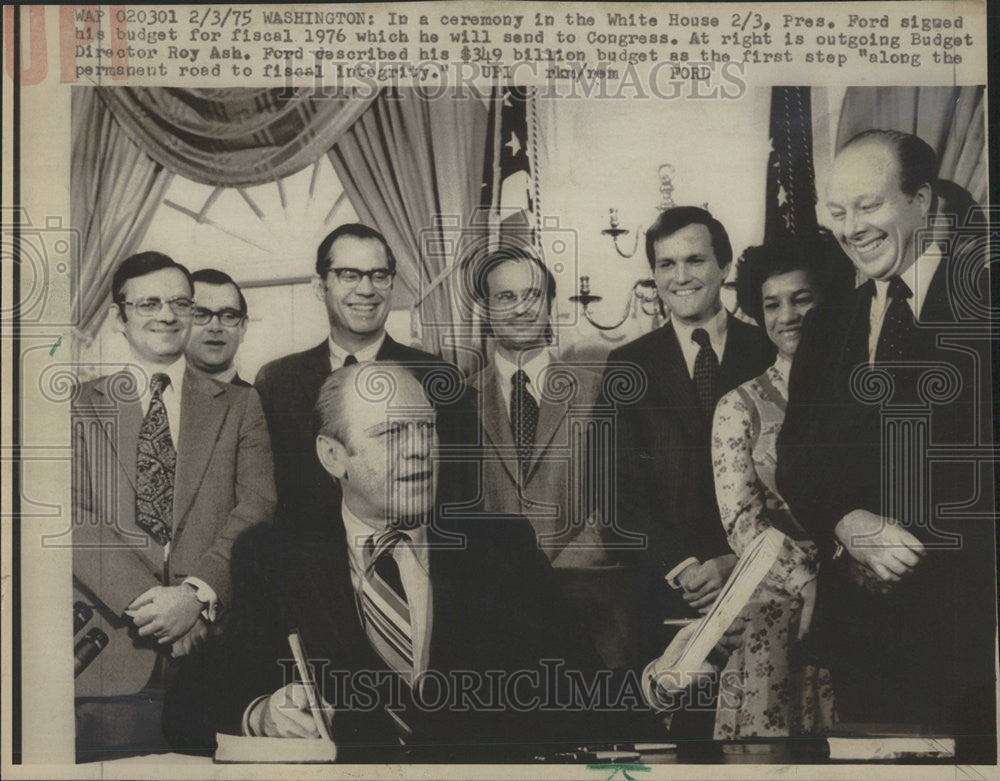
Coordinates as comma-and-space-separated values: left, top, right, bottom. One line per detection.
72, 251, 275, 760
187, 268, 251, 386
254, 223, 475, 529
468, 247, 633, 667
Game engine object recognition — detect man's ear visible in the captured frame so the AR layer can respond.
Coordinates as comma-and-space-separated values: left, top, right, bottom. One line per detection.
914, 182, 933, 217
312, 274, 327, 304
111, 303, 126, 333
316, 434, 347, 480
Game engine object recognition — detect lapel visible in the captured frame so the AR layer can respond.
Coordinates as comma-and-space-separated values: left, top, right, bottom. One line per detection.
655, 324, 703, 442
470, 367, 519, 484
301, 340, 335, 397
919, 253, 957, 325
173, 370, 227, 534
719, 315, 766, 391
527, 361, 571, 478
91, 372, 143, 495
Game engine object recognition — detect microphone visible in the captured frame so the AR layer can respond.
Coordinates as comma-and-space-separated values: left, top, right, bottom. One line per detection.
73, 601, 93, 635
74, 628, 109, 677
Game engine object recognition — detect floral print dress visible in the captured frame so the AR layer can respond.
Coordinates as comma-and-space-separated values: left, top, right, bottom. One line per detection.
711, 356, 836, 738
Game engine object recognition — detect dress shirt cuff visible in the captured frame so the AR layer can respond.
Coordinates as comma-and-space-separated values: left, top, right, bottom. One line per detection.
642, 659, 685, 716
183, 577, 218, 623
242, 694, 271, 737
664, 558, 700, 589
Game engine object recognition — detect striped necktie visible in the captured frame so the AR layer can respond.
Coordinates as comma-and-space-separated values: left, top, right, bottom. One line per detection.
356, 528, 414, 680
135, 373, 175, 546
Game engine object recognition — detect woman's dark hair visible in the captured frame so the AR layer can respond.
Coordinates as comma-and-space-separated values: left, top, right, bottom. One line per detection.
735, 231, 856, 328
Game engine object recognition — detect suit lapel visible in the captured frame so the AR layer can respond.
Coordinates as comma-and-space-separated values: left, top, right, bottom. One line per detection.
527, 363, 570, 478
471, 368, 520, 484
173, 371, 227, 533
92, 373, 143, 496
657, 325, 702, 441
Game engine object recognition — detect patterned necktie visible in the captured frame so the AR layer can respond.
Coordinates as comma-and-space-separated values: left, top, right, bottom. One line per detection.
343, 354, 358, 367
692, 328, 720, 418
510, 369, 539, 476
875, 277, 916, 363
135, 373, 175, 546
358, 528, 413, 678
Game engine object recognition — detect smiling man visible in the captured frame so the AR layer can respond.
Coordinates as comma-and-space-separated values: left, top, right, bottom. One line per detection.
602, 207, 773, 727
254, 224, 473, 528
777, 130, 996, 754
72, 252, 275, 760
187, 269, 250, 386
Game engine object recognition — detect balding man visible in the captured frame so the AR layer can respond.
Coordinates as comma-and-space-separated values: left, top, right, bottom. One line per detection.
777, 130, 995, 755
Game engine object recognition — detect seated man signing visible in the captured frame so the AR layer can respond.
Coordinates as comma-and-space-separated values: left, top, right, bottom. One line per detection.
166, 362, 743, 761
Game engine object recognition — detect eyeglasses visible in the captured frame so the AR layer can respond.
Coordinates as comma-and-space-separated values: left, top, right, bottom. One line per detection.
123, 297, 195, 318
489, 288, 545, 308
193, 307, 246, 327
326, 267, 395, 289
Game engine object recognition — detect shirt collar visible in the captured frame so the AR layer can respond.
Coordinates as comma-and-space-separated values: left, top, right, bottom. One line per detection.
329, 332, 386, 370
494, 347, 553, 393
340, 501, 428, 557
873, 243, 942, 319
672, 307, 728, 353
127, 355, 186, 396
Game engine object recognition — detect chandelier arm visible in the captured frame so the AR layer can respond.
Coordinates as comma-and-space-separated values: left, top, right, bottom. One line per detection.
612, 229, 642, 259
581, 281, 645, 331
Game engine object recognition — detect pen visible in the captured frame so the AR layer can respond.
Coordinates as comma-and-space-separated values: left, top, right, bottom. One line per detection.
662, 618, 698, 626
288, 630, 334, 742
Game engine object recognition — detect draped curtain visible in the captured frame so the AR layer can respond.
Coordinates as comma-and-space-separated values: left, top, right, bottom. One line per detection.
71, 88, 174, 349
71, 87, 378, 347
328, 89, 489, 369
835, 86, 987, 204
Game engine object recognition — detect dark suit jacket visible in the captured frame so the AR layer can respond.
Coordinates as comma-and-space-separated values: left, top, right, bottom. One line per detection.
254, 334, 475, 525
164, 506, 652, 761
231, 373, 251, 388
604, 316, 773, 662
72, 369, 276, 696
776, 242, 997, 735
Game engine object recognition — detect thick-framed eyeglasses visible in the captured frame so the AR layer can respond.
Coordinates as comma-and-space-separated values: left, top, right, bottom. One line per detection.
123, 297, 195, 318
326, 267, 395, 289
193, 307, 246, 327
489, 288, 545, 309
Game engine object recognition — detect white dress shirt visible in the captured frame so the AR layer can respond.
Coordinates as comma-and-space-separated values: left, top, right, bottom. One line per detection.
672, 307, 729, 379
342, 503, 433, 678
328, 332, 386, 371
868, 243, 942, 363
493, 347, 552, 416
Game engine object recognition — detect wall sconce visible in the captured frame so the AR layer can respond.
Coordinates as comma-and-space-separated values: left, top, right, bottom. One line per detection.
570, 164, 678, 330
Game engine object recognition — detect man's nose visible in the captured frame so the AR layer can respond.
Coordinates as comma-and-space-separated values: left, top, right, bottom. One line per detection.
674, 262, 691, 283
355, 274, 377, 295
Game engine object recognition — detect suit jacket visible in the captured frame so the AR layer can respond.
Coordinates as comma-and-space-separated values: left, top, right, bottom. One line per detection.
776, 240, 997, 734
254, 334, 476, 525
605, 315, 773, 662
164, 506, 651, 761
231, 373, 251, 388
468, 358, 610, 565
72, 369, 276, 696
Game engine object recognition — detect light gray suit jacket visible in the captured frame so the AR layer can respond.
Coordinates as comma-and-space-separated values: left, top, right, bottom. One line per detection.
72, 369, 276, 696
468, 359, 612, 567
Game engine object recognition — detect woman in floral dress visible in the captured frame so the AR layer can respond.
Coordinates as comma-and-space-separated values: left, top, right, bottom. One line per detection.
712, 235, 854, 738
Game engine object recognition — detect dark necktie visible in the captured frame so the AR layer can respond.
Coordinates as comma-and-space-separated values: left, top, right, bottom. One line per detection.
343, 354, 358, 368
135, 373, 175, 546
692, 328, 720, 418
510, 369, 539, 475
359, 528, 413, 678
875, 277, 916, 363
